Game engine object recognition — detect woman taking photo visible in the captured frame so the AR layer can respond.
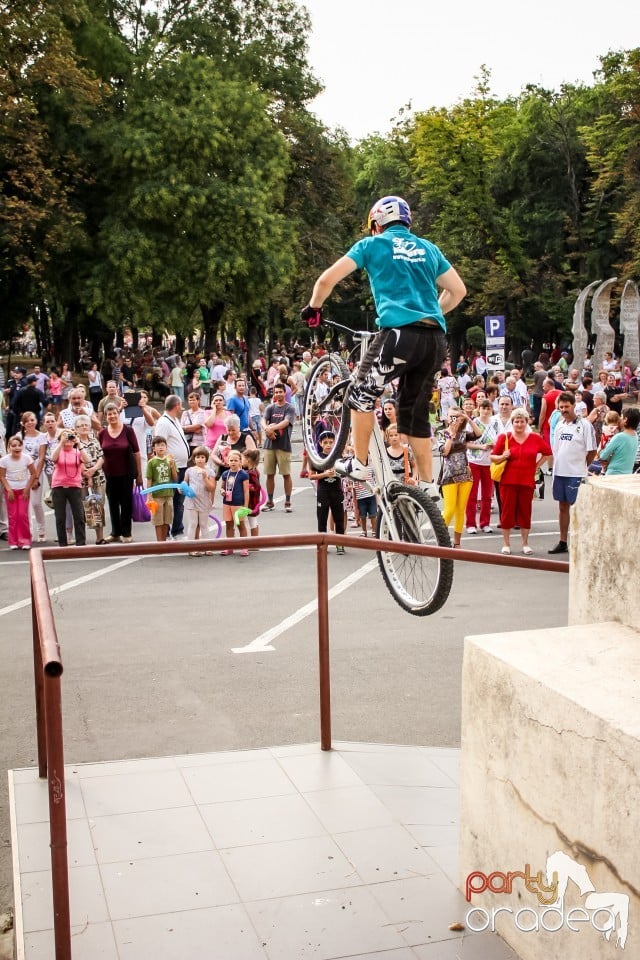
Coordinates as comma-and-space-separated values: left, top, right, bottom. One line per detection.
51, 429, 90, 546
438, 408, 482, 547
98, 403, 142, 543
124, 389, 159, 476
490, 408, 552, 556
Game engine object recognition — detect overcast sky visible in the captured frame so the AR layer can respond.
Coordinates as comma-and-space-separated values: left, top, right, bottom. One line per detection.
297, 0, 639, 140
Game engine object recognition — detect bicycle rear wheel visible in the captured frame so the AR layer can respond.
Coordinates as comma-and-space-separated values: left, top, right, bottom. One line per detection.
376, 485, 453, 616
302, 355, 351, 471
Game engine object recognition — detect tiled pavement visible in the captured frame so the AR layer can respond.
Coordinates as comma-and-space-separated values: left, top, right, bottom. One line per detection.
9, 743, 518, 959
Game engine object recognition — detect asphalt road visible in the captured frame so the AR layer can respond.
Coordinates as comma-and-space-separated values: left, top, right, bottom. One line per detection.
0, 438, 569, 923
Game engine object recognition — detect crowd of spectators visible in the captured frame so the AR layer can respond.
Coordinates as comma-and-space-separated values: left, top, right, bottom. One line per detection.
1, 343, 639, 556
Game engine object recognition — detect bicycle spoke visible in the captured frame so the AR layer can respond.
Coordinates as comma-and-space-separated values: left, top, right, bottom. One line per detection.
376, 485, 453, 616
301, 355, 351, 470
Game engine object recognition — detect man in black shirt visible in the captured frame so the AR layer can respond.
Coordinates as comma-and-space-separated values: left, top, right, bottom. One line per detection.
603, 373, 626, 416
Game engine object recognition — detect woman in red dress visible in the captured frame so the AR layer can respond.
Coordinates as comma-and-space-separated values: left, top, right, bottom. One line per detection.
491, 408, 552, 556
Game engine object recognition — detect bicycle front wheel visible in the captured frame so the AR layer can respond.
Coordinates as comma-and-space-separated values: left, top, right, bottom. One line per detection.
376, 485, 454, 616
302, 355, 351, 471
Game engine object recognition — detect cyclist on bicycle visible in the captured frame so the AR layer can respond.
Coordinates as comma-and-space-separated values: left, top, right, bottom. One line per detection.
301, 195, 466, 497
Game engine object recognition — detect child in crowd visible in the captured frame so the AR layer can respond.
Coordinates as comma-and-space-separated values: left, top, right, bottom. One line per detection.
384, 424, 416, 483
146, 436, 176, 542
216, 449, 250, 556
242, 448, 262, 543
0, 435, 36, 549
248, 386, 264, 447
309, 432, 346, 553
354, 473, 376, 537
589, 410, 621, 475
184, 445, 216, 556
573, 390, 587, 418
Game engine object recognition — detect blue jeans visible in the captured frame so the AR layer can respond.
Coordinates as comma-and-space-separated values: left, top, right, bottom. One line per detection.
172, 467, 187, 535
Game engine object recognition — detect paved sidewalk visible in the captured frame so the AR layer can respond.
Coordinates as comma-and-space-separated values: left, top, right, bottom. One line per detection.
9, 743, 518, 959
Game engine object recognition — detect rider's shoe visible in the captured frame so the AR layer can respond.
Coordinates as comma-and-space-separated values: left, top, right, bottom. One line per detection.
334, 456, 370, 481
418, 480, 440, 501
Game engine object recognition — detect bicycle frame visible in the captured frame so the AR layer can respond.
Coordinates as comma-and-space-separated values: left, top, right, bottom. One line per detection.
319, 323, 405, 541
304, 318, 454, 615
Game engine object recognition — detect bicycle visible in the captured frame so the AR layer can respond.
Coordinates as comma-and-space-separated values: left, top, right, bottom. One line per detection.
301, 320, 454, 616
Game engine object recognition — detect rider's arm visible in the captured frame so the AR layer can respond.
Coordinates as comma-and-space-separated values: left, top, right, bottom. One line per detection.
436, 268, 467, 314
309, 256, 357, 308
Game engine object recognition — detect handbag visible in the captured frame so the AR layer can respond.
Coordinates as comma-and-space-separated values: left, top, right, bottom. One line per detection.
132, 485, 151, 523
490, 434, 509, 483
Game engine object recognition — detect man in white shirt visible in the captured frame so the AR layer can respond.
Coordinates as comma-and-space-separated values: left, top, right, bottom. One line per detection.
499, 376, 521, 406
210, 357, 229, 383
153, 395, 191, 538
511, 369, 529, 407
548, 392, 597, 554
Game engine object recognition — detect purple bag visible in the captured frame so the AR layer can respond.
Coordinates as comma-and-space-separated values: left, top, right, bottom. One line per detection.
132, 484, 151, 523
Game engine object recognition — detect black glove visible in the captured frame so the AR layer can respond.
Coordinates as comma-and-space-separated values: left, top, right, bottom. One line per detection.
301, 304, 323, 328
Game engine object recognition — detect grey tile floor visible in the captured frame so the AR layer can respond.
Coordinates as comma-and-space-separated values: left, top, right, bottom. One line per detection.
9, 743, 519, 959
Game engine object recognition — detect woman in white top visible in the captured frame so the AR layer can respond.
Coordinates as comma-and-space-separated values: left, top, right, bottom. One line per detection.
20, 412, 47, 541
437, 367, 459, 420
87, 363, 104, 404
169, 358, 185, 400
123, 390, 159, 475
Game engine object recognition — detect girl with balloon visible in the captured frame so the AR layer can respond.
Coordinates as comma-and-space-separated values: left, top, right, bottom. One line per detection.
184, 446, 217, 556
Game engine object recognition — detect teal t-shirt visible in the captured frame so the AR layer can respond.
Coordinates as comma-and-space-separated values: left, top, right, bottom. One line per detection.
345, 225, 451, 330
600, 431, 639, 475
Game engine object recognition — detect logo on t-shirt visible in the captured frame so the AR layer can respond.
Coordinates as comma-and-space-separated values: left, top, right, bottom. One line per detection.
391, 237, 425, 262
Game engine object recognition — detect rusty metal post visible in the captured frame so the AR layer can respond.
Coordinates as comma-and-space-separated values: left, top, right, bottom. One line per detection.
44, 672, 71, 960
31, 579, 47, 778
317, 542, 331, 751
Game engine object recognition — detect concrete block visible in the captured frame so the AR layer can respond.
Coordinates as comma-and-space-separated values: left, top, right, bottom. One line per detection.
569, 476, 640, 628
459, 622, 640, 960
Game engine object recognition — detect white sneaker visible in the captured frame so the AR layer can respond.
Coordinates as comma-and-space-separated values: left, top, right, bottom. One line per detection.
481, 525, 493, 533
467, 526, 477, 534
334, 456, 370, 481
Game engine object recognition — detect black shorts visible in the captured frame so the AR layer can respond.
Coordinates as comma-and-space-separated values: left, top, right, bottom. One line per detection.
349, 325, 446, 438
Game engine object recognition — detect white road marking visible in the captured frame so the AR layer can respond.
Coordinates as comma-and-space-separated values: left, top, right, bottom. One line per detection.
0, 557, 141, 619
232, 558, 378, 654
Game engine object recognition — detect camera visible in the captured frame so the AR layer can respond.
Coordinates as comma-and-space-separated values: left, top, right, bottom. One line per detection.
66, 432, 76, 442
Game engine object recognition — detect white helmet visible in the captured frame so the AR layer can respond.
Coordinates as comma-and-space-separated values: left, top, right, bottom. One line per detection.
367, 195, 412, 231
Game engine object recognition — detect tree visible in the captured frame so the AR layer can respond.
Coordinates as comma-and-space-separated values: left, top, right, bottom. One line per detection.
581, 49, 640, 277
0, 0, 106, 343
466, 326, 485, 349
84, 54, 293, 334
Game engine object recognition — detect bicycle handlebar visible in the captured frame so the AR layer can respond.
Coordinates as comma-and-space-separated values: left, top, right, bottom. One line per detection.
322, 319, 375, 340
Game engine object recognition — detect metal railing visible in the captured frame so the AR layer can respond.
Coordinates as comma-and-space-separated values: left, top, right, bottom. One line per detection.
28, 534, 569, 958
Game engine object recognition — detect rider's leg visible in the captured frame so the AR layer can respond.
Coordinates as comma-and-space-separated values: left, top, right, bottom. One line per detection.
350, 410, 375, 466
406, 435, 434, 484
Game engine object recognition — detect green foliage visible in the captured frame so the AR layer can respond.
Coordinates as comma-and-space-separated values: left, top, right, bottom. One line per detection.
85, 54, 293, 331
0, 0, 106, 337
1, 3, 638, 359
581, 49, 640, 276
466, 326, 485, 349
